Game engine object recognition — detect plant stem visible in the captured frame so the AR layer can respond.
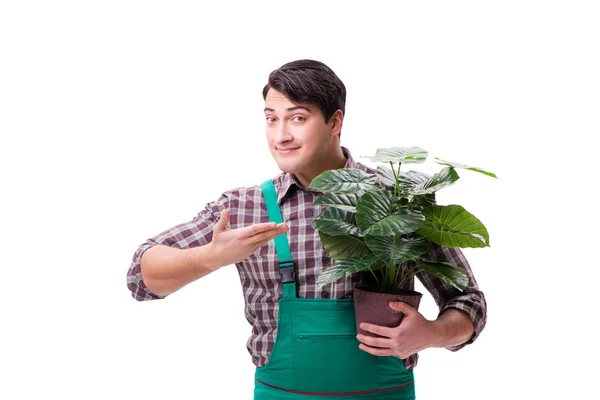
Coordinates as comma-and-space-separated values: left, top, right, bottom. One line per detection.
394, 263, 402, 282
397, 262, 423, 289
389, 162, 396, 197
367, 267, 380, 287
408, 196, 416, 211
390, 161, 402, 198
385, 263, 397, 293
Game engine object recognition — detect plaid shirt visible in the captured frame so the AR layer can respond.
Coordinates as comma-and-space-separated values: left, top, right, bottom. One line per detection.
127, 146, 487, 370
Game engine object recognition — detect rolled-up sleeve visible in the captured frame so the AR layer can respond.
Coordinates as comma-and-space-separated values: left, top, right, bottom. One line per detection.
416, 243, 487, 351
126, 193, 230, 301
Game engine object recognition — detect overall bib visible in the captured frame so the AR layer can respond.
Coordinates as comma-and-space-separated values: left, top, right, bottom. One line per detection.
254, 179, 415, 400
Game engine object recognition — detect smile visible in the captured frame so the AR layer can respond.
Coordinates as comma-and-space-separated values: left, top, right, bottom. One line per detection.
278, 148, 299, 154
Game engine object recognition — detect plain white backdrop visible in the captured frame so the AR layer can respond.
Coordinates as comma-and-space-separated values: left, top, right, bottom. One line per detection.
1, 1, 598, 399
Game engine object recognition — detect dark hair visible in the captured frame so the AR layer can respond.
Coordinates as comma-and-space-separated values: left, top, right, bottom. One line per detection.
263, 59, 346, 136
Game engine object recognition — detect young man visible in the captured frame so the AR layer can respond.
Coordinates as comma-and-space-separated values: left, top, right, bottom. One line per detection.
127, 59, 487, 399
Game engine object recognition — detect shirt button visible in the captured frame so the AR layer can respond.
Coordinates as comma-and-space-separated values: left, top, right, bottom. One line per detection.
321, 290, 330, 298
322, 256, 330, 264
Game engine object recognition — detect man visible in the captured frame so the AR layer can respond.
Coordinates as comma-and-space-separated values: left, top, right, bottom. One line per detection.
127, 59, 487, 399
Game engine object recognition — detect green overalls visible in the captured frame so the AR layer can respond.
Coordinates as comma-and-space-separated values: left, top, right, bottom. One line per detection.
254, 179, 415, 399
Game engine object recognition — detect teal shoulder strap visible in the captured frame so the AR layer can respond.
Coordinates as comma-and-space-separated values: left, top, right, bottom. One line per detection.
260, 179, 296, 298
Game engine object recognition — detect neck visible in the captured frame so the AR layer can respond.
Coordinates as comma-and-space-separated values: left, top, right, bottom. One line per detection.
295, 146, 347, 189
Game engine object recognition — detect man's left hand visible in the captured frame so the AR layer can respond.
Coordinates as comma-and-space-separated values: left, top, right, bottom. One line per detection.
356, 301, 441, 360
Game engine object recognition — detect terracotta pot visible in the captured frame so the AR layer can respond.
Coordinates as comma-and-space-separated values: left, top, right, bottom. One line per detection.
353, 285, 423, 338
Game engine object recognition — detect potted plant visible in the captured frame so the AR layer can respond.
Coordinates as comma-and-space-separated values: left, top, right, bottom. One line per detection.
308, 146, 496, 337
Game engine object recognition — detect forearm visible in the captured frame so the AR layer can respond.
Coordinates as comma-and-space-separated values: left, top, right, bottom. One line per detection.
417, 244, 487, 350
140, 243, 223, 297
431, 308, 475, 349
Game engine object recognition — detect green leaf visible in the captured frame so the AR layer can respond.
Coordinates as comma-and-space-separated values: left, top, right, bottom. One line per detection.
312, 207, 362, 237
318, 231, 371, 260
364, 210, 424, 236
407, 167, 460, 196
434, 157, 498, 179
364, 235, 430, 266
410, 193, 437, 212
316, 254, 379, 289
362, 146, 428, 164
417, 259, 469, 291
397, 170, 431, 192
417, 205, 489, 248
376, 166, 397, 189
312, 192, 362, 212
356, 190, 425, 235
309, 168, 380, 194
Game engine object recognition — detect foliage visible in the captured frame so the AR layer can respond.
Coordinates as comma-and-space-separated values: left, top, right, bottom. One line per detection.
309, 146, 496, 294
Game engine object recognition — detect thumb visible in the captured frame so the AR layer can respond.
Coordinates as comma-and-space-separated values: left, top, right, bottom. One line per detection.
215, 209, 230, 231
389, 301, 416, 315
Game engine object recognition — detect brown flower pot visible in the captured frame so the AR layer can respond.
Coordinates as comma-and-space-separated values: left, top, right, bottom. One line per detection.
353, 285, 423, 337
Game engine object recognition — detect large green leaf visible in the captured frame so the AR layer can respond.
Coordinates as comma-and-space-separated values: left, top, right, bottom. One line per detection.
417, 205, 489, 248
312, 207, 362, 236
312, 192, 362, 212
434, 157, 497, 179
376, 166, 397, 189
318, 231, 371, 260
363, 210, 424, 236
362, 146, 428, 164
316, 254, 379, 289
397, 170, 431, 192
407, 167, 460, 196
417, 259, 469, 291
355, 189, 398, 216
356, 190, 425, 235
309, 168, 380, 194
364, 235, 430, 266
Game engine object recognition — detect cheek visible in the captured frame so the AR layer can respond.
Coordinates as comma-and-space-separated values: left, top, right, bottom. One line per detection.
265, 128, 275, 142
299, 123, 322, 141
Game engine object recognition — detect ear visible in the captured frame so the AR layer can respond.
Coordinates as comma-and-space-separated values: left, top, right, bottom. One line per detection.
329, 109, 344, 138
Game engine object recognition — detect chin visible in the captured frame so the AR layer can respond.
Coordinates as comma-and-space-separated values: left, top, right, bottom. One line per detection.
274, 159, 300, 174
272, 147, 305, 172
276, 163, 297, 174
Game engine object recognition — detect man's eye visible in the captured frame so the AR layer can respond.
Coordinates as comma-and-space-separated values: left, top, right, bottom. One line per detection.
293, 116, 305, 122
266, 117, 275, 123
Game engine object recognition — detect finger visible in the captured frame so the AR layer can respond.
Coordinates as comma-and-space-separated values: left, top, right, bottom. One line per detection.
250, 227, 288, 247
246, 222, 284, 236
358, 343, 394, 357
388, 301, 416, 316
247, 223, 288, 239
214, 209, 230, 231
359, 323, 394, 338
356, 333, 392, 349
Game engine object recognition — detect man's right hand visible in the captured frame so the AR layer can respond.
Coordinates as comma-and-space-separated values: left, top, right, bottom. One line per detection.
207, 209, 288, 268
139, 209, 288, 297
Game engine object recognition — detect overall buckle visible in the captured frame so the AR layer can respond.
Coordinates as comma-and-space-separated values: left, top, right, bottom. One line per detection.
278, 260, 295, 283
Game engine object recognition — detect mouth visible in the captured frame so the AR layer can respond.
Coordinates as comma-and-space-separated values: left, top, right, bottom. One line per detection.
277, 147, 299, 155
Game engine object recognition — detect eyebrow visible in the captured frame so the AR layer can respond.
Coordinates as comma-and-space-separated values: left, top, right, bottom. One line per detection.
264, 106, 312, 113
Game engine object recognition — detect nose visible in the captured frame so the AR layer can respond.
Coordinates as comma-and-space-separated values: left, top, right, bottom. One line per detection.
274, 121, 293, 144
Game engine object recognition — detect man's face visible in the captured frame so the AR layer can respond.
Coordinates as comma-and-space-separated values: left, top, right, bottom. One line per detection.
264, 88, 340, 178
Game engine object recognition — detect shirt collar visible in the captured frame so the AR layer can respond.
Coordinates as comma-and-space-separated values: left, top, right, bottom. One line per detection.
276, 146, 361, 204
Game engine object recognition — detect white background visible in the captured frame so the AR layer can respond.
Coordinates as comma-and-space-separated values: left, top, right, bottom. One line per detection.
1, 1, 598, 399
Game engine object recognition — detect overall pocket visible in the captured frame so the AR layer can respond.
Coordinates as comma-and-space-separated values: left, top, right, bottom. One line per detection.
292, 311, 381, 393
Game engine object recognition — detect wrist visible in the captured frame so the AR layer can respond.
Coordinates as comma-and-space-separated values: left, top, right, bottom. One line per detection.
431, 309, 474, 349
429, 318, 449, 348
188, 243, 220, 275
